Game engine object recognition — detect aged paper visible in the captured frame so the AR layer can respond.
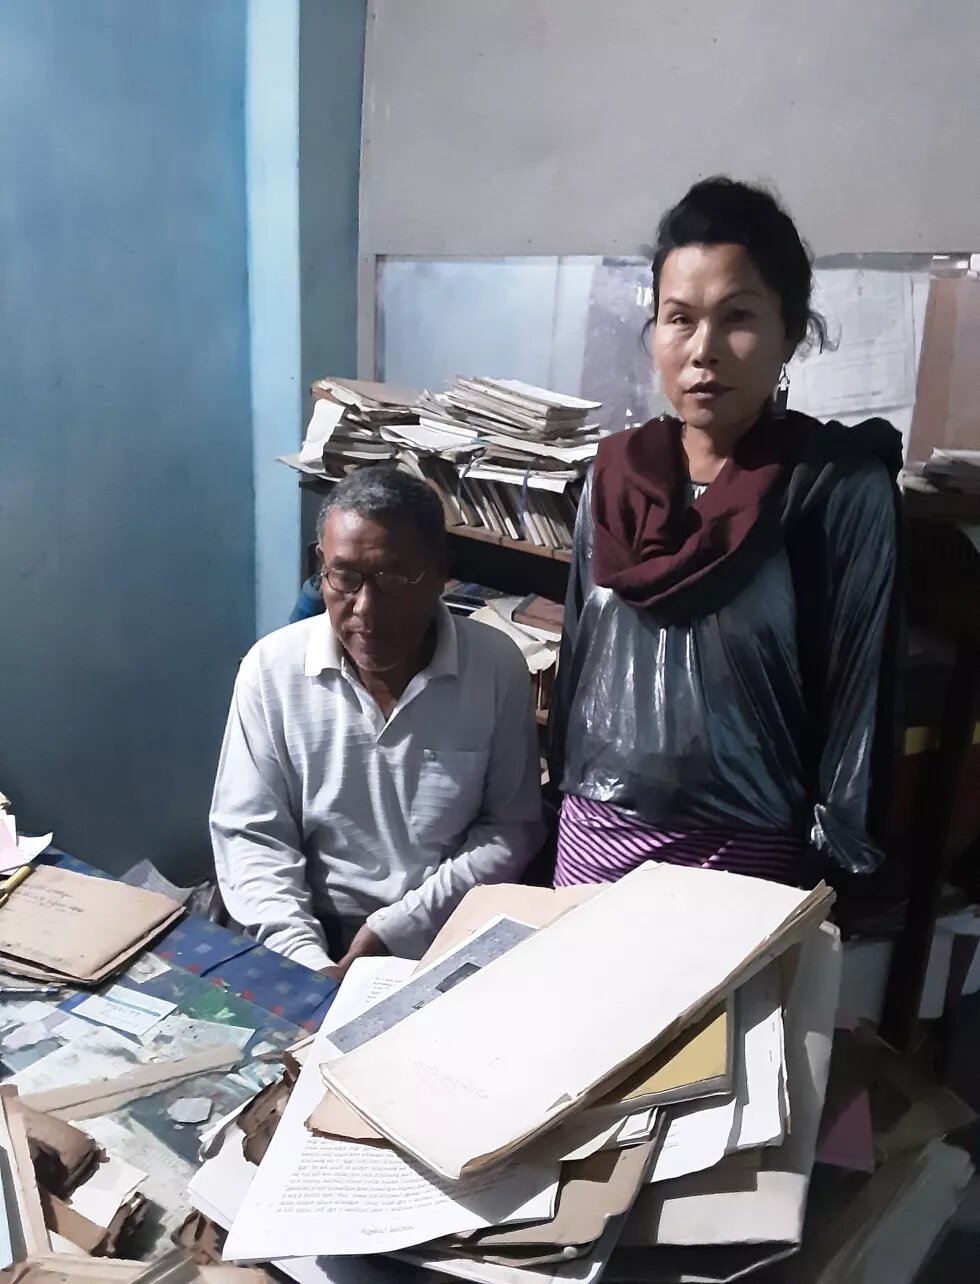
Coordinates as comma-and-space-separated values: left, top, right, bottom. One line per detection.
0, 866, 181, 982
222, 958, 559, 1261
788, 268, 917, 418
74, 985, 176, 1038
9, 1026, 153, 1095
322, 866, 830, 1179
645, 965, 785, 1185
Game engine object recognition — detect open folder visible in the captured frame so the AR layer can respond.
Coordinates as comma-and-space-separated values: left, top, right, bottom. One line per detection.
0, 865, 183, 986
320, 863, 833, 1180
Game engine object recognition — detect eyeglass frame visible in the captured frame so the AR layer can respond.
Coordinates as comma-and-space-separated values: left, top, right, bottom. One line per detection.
321, 563, 427, 598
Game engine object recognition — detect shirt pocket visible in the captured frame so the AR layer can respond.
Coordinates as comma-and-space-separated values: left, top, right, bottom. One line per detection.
411, 748, 490, 847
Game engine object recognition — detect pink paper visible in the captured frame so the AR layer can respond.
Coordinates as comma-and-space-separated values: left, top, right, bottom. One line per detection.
816, 1089, 875, 1173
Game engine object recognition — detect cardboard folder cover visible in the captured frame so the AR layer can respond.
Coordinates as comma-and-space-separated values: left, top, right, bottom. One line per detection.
308, 895, 730, 1147
418, 883, 598, 965
320, 864, 833, 1179
309, 885, 598, 1145
614, 922, 842, 1282
586, 1003, 731, 1118
451, 1137, 656, 1252
0, 866, 183, 984
0, 1090, 50, 1269
4, 1259, 271, 1282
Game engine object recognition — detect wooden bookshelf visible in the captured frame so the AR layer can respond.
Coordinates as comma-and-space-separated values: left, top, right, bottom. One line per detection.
448, 522, 573, 564
298, 471, 573, 600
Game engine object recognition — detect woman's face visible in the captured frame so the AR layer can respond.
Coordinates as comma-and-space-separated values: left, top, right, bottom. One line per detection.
653, 243, 795, 438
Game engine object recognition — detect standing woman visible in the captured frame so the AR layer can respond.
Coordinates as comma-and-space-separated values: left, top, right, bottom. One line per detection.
548, 177, 902, 891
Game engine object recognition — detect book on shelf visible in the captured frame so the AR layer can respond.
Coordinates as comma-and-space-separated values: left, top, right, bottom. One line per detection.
292, 374, 602, 556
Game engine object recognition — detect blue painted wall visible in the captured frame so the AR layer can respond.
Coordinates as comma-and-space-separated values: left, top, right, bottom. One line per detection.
0, 1, 254, 878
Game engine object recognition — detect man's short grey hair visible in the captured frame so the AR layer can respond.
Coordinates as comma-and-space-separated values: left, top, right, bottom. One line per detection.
316, 466, 447, 563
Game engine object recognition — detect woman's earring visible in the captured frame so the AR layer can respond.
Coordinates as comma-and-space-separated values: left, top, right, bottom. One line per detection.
773, 365, 790, 418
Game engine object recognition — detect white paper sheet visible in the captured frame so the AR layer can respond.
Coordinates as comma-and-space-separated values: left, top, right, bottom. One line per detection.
0, 999, 56, 1034
190, 1128, 403, 1284
126, 953, 171, 984
788, 268, 917, 419
468, 607, 558, 674
142, 1013, 254, 1058
68, 1156, 146, 1228
0, 814, 53, 869
535, 1106, 658, 1163
15, 833, 54, 863
319, 958, 416, 1058
223, 958, 559, 1261
300, 399, 347, 465
9, 1024, 152, 1092
48, 1012, 99, 1042
646, 967, 785, 1184
401, 1216, 627, 1284
0, 813, 16, 856
612, 1108, 659, 1146
80, 1115, 197, 1249
647, 1092, 738, 1185
2, 1019, 53, 1052
730, 966, 785, 1151
75, 985, 176, 1037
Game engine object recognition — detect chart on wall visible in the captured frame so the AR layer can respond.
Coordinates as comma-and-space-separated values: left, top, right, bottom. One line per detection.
787, 266, 932, 444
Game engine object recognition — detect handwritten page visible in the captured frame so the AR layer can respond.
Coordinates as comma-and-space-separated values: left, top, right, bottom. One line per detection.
75, 985, 176, 1038
0, 865, 180, 980
223, 958, 559, 1261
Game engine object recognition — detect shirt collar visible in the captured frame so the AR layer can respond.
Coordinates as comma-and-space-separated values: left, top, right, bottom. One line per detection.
304, 602, 459, 681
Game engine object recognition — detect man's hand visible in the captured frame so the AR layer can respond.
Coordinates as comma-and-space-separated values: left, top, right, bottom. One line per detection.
321, 925, 388, 984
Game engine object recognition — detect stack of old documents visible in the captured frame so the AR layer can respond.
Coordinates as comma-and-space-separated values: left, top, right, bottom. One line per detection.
0, 866, 183, 988
183, 863, 869, 1282
298, 380, 421, 473
289, 376, 603, 552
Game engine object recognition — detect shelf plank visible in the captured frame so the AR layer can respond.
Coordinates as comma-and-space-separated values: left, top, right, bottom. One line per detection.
293, 465, 573, 563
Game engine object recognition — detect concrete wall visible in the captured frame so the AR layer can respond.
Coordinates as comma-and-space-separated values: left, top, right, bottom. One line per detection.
247, 0, 302, 636
361, 0, 980, 257
248, 0, 366, 635
0, 0, 253, 878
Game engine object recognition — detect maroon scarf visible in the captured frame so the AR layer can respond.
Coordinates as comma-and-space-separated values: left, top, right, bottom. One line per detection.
591, 411, 814, 609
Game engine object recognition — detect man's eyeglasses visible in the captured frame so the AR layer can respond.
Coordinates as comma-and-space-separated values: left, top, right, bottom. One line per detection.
323, 566, 425, 598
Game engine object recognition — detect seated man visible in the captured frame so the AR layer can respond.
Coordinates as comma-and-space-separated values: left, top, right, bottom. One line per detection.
210, 467, 544, 978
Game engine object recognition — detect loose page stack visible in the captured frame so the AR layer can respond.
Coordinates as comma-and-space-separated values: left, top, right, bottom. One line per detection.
411, 377, 602, 551
320, 865, 830, 1179
298, 379, 421, 472
211, 864, 838, 1284
287, 375, 605, 553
